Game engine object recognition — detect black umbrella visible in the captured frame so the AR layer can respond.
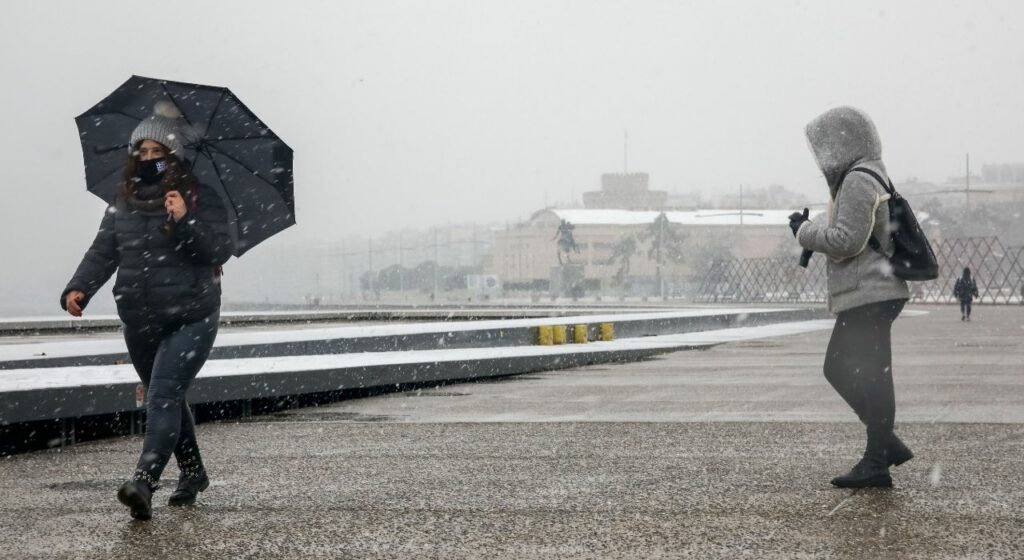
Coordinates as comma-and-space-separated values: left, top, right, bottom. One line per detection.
75, 75, 294, 256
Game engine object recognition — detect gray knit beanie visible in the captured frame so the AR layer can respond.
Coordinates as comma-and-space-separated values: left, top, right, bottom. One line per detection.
129, 100, 187, 159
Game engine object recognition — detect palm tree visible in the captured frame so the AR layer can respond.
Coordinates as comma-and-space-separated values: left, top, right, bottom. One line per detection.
606, 235, 638, 296
638, 213, 687, 298
553, 219, 580, 265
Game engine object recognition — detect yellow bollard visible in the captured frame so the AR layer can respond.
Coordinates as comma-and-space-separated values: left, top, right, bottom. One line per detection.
537, 325, 554, 346
552, 325, 567, 345
598, 323, 614, 341
573, 324, 588, 343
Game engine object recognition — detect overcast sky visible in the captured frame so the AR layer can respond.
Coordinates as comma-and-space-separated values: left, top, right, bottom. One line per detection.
2, 0, 1023, 314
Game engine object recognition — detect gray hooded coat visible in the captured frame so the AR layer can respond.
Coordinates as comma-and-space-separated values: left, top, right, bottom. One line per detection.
797, 106, 909, 313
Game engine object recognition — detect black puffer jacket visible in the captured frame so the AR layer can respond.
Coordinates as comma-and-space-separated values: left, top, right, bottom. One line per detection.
61, 183, 233, 327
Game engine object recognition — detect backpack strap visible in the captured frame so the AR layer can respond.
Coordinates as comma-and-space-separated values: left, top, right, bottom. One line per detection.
849, 166, 895, 196
847, 167, 894, 254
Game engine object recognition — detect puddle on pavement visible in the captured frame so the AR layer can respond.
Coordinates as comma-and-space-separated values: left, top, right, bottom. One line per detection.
240, 411, 397, 423
734, 340, 785, 349
45, 479, 122, 491
470, 375, 547, 384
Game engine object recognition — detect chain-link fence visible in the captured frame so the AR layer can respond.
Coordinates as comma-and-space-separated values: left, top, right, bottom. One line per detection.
695, 237, 1024, 305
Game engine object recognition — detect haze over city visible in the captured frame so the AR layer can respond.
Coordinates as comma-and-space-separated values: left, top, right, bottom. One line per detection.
2, 0, 1023, 315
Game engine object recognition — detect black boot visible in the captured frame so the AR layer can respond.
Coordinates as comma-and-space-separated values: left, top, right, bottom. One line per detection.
830, 458, 892, 488
168, 469, 210, 507
117, 478, 155, 520
831, 431, 892, 488
887, 433, 914, 467
119, 451, 165, 519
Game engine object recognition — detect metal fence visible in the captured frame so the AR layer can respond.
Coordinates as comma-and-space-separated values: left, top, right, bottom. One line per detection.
695, 237, 1024, 305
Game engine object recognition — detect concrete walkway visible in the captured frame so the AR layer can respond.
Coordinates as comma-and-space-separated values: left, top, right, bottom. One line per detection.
1, 304, 1022, 558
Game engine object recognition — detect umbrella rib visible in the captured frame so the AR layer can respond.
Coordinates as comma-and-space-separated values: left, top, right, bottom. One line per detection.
89, 165, 126, 197
203, 90, 230, 144
79, 109, 142, 122
80, 109, 140, 153
92, 143, 130, 155
205, 143, 284, 193
207, 156, 242, 224
207, 155, 274, 257
210, 136, 284, 143
158, 81, 200, 131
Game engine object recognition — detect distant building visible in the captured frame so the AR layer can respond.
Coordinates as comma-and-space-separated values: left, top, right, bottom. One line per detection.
488, 208, 798, 287
714, 184, 810, 210
982, 163, 1024, 185
223, 224, 498, 305
901, 175, 1024, 212
582, 172, 668, 210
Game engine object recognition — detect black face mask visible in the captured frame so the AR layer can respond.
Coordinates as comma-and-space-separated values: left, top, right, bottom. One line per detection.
136, 158, 168, 185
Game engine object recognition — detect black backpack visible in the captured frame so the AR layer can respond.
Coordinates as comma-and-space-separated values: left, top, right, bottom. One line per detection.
850, 167, 939, 281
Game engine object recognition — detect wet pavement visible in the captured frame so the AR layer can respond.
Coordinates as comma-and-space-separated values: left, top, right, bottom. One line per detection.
1, 304, 1022, 558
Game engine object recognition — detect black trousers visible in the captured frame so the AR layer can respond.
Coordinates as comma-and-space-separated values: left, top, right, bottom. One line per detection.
824, 299, 906, 437
123, 310, 219, 482
960, 299, 973, 318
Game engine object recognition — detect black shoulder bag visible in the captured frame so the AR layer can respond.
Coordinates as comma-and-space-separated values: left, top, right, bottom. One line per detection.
850, 167, 939, 281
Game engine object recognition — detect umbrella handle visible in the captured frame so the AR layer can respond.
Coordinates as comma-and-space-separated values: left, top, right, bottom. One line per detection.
798, 249, 813, 268
159, 213, 175, 235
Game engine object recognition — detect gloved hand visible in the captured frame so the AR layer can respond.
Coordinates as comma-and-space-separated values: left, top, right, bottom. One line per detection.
788, 208, 810, 237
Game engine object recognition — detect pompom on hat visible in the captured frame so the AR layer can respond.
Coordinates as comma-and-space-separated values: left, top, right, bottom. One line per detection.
129, 100, 187, 159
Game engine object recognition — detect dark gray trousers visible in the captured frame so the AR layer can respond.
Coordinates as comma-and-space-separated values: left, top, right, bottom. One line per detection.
824, 299, 906, 438
123, 310, 219, 483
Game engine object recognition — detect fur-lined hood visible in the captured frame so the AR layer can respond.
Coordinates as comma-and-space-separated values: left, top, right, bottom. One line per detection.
805, 106, 883, 196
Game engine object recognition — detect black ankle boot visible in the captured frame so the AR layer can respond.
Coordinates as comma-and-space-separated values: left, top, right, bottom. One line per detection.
831, 431, 892, 488
117, 478, 155, 520
887, 433, 914, 467
830, 457, 892, 488
168, 470, 210, 507
119, 451, 166, 519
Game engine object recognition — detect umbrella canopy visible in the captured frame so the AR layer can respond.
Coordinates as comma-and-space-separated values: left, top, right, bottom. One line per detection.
76, 75, 294, 256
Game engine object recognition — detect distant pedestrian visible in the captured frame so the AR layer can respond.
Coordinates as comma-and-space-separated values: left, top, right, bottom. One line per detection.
953, 267, 979, 321
789, 106, 913, 489
61, 102, 233, 520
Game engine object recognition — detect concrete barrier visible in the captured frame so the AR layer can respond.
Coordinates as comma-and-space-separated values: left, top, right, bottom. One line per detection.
1, 307, 827, 370
0, 307, 830, 454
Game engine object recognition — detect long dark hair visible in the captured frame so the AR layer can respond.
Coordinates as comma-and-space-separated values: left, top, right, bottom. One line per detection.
118, 141, 193, 201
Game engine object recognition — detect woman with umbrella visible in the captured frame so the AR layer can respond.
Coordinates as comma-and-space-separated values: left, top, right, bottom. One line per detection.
61, 101, 233, 520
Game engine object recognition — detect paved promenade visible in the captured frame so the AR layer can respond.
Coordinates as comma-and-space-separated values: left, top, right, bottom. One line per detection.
1, 305, 1022, 558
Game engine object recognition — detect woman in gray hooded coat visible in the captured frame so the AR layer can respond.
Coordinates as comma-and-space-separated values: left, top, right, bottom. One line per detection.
789, 106, 913, 488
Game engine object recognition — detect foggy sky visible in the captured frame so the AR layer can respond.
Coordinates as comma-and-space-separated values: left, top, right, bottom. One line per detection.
2, 0, 1023, 315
